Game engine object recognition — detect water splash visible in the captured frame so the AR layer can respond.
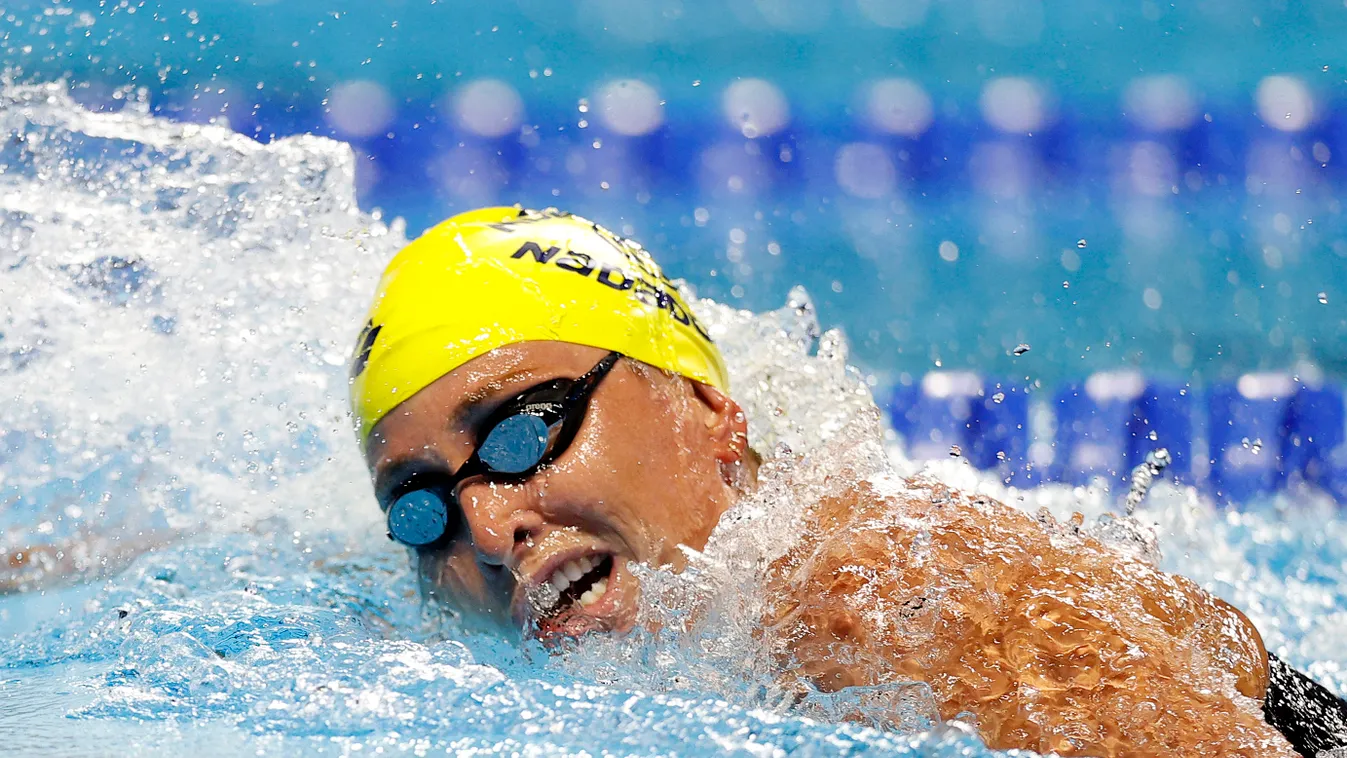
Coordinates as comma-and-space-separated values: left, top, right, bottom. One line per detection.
0, 81, 399, 588
1123, 447, 1171, 515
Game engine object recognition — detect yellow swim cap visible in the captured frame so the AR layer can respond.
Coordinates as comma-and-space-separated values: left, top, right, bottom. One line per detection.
349, 207, 729, 444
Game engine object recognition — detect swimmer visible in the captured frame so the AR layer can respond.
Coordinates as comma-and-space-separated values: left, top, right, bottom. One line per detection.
354, 207, 1346, 757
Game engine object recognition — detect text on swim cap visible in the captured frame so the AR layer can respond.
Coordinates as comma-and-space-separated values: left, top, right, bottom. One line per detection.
350, 320, 382, 378
510, 241, 713, 342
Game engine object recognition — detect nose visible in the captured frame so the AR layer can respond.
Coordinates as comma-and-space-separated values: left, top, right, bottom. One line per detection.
456, 478, 545, 568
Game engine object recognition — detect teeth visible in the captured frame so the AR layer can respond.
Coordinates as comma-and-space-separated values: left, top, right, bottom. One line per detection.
540, 556, 610, 612
563, 561, 584, 582
580, 578, 609, 608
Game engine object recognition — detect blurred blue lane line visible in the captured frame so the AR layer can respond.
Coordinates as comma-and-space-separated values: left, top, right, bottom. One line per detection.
75, 77, 1337, 215
886, 372, 1347, 506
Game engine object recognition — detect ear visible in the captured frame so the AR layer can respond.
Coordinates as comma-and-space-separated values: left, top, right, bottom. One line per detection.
690, 380, 748, 464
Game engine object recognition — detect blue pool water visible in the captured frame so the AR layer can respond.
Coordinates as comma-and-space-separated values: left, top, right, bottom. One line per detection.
4, 1, 1347, 383
2, 2, 1347, 755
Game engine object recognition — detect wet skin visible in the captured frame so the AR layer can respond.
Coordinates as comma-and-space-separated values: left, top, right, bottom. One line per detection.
364, 340, 751, 639
766, 481, 1288, 757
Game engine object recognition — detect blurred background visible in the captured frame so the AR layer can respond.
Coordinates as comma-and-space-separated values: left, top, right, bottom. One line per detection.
4, 0, 1346, 496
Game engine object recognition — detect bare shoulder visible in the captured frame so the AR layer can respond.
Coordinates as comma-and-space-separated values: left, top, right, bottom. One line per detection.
763, 476, 1289, 757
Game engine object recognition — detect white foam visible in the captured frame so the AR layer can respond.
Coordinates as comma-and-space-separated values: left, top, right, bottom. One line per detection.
0, 81, 399, 568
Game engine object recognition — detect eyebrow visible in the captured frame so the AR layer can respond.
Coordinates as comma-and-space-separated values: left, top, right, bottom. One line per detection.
447, 365, 567, 432
373, 457, 450, 509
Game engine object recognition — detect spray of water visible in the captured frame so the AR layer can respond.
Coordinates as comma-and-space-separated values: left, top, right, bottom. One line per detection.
0, 81, 398, 590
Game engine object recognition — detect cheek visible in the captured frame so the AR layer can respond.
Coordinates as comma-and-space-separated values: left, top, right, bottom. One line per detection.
608, 407, 725, 546
601, 402, 707, 489
549, 378, 727, 557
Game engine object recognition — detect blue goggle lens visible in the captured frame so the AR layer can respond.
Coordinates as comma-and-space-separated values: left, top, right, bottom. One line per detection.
478, 413, 552, 474
387, 489, 448, 547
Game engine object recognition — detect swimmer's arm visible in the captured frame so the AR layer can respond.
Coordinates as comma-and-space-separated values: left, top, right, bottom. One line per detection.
0, 531, 171, 593
1, 542, 87, 593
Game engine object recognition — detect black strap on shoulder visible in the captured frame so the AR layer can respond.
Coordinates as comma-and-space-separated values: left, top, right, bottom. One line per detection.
1264, 653, 1347, 757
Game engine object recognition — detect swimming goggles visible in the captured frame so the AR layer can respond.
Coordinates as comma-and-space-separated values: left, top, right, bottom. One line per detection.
384, 351, 622, 548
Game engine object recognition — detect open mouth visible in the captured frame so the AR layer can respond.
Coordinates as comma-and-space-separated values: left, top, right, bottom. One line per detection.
530, 553, 616, 635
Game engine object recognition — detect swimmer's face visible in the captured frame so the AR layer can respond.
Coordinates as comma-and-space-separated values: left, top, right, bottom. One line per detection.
364, 341, 750, 641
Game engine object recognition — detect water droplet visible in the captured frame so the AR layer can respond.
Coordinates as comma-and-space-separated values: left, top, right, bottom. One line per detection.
996, 450, 1008, 461
1318, 291, 1329, 304
1148, 429, 1158, 441
991, 391, 1005, 404
1012, 344, 1031, 356
1252, 439, 1263, 455
1076, 239, 1088, 249
949, 445, 963, 458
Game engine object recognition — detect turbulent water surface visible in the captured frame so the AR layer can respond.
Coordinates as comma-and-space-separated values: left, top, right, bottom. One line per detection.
1, 83, 1345, 756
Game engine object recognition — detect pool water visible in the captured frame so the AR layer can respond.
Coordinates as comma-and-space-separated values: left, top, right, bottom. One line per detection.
7, 2, 1347, 385
0, 534, 1003, 756
0, 83, 1345, 757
